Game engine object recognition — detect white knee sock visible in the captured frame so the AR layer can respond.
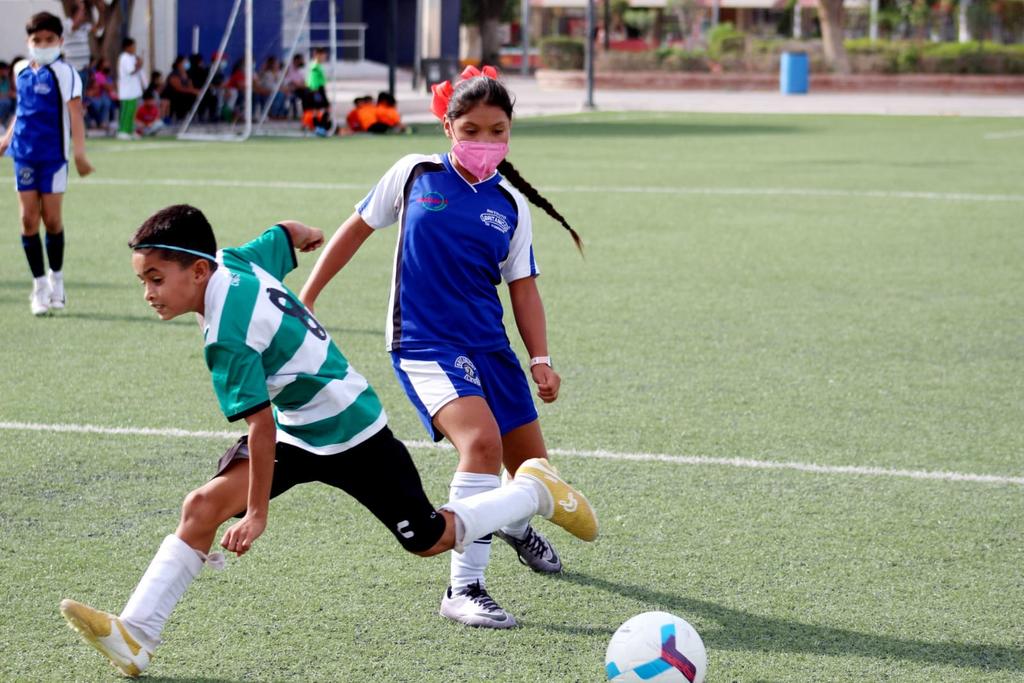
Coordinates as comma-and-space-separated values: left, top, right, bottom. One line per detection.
499, 468, 531, 540
447, 472, 500, 590
442, 474, 544, 568
120, 534, 204, 649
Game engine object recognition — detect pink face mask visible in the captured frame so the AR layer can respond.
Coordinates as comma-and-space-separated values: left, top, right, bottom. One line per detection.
451, 136, 509, 181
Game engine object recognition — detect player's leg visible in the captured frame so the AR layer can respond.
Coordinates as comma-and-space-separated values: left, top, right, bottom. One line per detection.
431, 396, 518, 626
40, 185, 67, 309
16, 183, 49, 315
473, 347, 565, 573
496, 419, 564, 573
390, 350, 513, 626
61, 438, 294, 676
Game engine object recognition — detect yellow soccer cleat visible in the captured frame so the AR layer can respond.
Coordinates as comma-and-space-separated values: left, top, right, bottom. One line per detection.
517, 458, 599, 542
60, 599, 152, 677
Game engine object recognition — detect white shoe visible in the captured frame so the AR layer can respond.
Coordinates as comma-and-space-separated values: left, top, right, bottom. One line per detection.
439, 581, 517, 629
60, 599, 153, 677
48, 270, 65, 309
30, 277, 50, 316
115, 131, 133, 140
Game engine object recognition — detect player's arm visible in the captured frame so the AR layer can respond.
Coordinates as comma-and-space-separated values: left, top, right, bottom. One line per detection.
508, 276, 560, 403
220, 406, 275, 557
0, 113, 14, 155
67, 98, 93, 177
299, 212, 374, 312
277, 220, 325, 253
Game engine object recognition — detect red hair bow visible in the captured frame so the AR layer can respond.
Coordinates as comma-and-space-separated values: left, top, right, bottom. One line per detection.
430, 65, 499, 120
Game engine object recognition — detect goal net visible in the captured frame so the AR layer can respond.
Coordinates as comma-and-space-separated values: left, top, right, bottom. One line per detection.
176, 0, 254, 141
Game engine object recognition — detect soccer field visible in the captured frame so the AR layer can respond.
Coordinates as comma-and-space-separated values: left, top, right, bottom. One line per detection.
1, 112, 1022, 682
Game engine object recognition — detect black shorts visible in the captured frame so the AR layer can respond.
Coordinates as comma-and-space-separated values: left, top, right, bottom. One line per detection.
214, 426, 446, 553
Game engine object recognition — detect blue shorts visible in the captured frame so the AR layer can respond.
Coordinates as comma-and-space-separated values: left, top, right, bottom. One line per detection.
391, 345, 539, 442
14, 159, 68, 194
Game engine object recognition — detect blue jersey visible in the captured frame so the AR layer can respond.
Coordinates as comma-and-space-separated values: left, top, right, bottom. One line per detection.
357, 153, 539, 352
9, 59, 82, 163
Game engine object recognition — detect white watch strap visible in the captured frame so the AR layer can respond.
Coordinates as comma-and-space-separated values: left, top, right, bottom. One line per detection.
529, 356, 552, 368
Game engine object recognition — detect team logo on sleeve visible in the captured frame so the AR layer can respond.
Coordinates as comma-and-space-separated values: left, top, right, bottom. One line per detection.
417, 192, 448, 212
454, 356, 482, 386
480, 209, 511, 233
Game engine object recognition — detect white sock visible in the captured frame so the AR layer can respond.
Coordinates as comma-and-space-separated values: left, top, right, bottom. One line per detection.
442, 475, 543, 571
499, 468, 530, 540
446, 472, 499, 591
120, 534, 203, 649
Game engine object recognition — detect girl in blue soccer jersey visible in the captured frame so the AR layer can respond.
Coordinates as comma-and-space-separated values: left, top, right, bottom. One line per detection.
58, 204, 596, 677
0, 12, 93, 316
301, 66, 585, 629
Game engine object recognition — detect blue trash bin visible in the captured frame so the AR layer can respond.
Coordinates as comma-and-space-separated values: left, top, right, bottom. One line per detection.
780, 51, 809, 95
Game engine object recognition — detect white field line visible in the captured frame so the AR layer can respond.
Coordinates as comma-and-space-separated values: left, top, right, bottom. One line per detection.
2, 420, 1022, 487
4, 175, 1019, 201
47, 176, 1024, 203
984, 129, 1024, 140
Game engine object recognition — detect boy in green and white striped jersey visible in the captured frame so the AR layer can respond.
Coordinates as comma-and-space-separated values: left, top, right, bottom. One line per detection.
58, 204, 598, 677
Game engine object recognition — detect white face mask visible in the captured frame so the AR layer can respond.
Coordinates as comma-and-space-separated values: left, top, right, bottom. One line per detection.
30, 46, 61, 66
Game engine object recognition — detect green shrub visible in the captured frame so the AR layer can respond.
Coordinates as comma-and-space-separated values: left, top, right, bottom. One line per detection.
708, 22, 746, 60
660, 48, 711, 72
539, 36, 585, 70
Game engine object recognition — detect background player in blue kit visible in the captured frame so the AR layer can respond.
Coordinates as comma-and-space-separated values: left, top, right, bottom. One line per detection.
58, 204, 596, 677
300, 67, 585, 629
0, 12, 93, 316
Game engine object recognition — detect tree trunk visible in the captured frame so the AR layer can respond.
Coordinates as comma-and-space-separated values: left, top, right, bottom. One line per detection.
479, 0, 505, 67
816, 0, 850, 73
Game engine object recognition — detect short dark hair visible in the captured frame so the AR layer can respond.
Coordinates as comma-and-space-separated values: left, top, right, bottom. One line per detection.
377, 91, 396, 107
26, 12, 63, 37
0, 61, 9, 71
122, 37, 136, 50
130, 204, 218, 269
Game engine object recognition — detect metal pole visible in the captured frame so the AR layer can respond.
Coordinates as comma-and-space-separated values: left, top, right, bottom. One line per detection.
242, 0, 252, 140
584, 0, 595, 109
329, 0, 338, 78
413, 0, 422, 89
388, 0, 398, 96
794, 2, 803, 39
869, 0, 879, 41
520, 0, 530, 76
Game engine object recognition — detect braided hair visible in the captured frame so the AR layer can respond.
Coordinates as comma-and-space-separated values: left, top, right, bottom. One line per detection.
446, 77, 583, 253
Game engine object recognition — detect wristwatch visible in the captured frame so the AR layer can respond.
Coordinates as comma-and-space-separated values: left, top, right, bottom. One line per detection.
529, 356, 552, 369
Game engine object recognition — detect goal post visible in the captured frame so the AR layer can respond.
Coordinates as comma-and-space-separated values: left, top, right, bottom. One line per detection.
177, 0, 253, 142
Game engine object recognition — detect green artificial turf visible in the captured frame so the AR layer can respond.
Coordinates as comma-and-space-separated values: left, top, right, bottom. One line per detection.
1, 112, 1021, 681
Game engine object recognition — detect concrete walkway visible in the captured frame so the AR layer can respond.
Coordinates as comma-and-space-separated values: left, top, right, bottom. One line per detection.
329, 66, 1024, 121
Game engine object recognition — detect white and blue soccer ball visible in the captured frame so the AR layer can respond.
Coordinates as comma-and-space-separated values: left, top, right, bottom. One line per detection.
605, 611, 707, 683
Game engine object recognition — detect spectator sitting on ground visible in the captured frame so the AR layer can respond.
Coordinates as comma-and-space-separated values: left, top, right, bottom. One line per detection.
150, 70, 169, 121
84, 58, 116, 133
163, 56, 198, 122
367, 91, 405, 134
257, 56, 286, 120
284, 53, 307, 119
0, 61, 15, 129
342, 95, 376, 134
135, 87, 163, 136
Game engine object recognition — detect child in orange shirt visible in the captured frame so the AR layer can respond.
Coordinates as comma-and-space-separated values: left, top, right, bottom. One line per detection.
344, 95, 376, 133
368, 91, 404, 134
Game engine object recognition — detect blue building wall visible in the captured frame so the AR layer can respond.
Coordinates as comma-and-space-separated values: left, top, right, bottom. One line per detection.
176, 0, 460, 69
176, 0, 282, 67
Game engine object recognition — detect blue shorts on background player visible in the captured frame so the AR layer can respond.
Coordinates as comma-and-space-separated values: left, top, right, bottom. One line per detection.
300, 66, 588, 629
0, 11, 94, 316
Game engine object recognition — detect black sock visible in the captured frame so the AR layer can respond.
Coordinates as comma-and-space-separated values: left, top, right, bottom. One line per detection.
22, 234, 45, 278
46, 230, 65, 273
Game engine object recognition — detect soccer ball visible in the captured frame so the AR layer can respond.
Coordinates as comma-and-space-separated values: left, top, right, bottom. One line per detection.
605, 611, 707, 683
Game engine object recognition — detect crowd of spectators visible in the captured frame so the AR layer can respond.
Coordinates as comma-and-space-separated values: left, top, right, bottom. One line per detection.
0, 35, 343, 137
